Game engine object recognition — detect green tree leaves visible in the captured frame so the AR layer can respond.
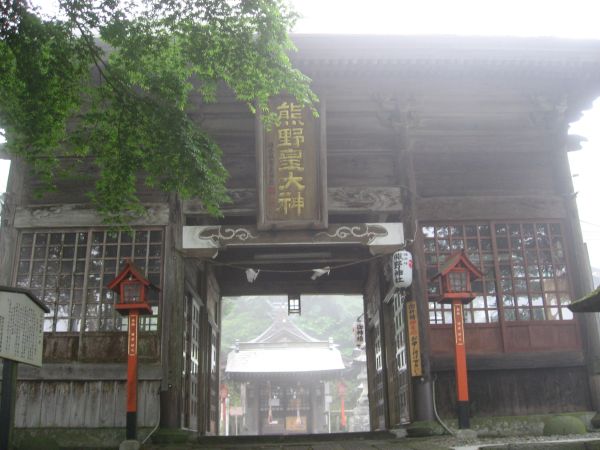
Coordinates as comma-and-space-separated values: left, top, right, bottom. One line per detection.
0, 11, 89, 190
0, 0, 316, 224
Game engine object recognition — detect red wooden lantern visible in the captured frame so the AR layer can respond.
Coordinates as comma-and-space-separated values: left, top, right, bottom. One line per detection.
431, 250, 482, 430
106, 260, 159, 440
108, 260, 157, 316
432, 250, 483, 304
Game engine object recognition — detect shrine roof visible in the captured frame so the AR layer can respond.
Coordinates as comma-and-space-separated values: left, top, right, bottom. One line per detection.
569, 285, 600, 313
431, 249, 484, 281
225, 341, 345, 375
249, 316, 319, 344
226, 311, 345, 376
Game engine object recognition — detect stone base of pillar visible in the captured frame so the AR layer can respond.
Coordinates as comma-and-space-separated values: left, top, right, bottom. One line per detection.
413, 378, 434, 421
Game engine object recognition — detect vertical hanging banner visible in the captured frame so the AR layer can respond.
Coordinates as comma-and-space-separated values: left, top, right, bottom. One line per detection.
256, 98, 327, 230
406, 299, 423, 377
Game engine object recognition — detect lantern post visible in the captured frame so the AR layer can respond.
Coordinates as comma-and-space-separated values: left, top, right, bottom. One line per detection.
431, 250, 482, 429
107, 261, 158, 441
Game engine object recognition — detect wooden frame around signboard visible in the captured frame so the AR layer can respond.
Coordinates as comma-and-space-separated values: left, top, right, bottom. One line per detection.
255, 97, 328, 230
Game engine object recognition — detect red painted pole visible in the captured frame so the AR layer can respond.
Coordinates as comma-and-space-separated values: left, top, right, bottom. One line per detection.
126, 311, 139, 439
452, 300, 470, 429
340, 396, 346, 429
338, 382, 347, 430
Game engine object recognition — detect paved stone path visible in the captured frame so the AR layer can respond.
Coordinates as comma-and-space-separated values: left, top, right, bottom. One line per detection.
141, 432, 600, 450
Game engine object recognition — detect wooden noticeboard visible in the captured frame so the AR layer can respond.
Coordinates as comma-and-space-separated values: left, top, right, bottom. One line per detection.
0, 288, 48, 368
256, 98, 327, 230
0, 286, 49, 450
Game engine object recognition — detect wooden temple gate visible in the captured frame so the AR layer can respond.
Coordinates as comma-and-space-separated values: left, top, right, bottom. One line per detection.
1, 35, 600, 438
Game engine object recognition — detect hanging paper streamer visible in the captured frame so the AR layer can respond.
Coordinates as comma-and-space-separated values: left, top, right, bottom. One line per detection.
310, 266, 330, 280
245, 268, 260, 283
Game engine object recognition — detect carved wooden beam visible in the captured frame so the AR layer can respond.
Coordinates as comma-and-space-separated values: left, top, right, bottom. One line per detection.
183, 186, 403, 215
14, 204, 170, 228
182, 222, 404, 258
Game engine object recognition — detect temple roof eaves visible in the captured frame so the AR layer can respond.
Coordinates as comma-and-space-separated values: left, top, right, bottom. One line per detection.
289, 34, 600, 79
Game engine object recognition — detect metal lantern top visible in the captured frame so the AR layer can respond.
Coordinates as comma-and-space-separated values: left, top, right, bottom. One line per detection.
431, 250, 483, 305
288, 293, 301, 315
107, 260, 159, 316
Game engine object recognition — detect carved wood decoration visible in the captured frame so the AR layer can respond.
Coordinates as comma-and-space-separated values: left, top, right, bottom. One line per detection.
328, 187, 402, 212
182, 223, 404, 258
182, 187, 403, 214
14, 204, 170, 228
256, 98, 327, 230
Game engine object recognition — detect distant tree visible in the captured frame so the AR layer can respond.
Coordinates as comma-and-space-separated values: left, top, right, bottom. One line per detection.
220, 296, 276, 352
0, 0, 316, 225
293, 295, 363, 358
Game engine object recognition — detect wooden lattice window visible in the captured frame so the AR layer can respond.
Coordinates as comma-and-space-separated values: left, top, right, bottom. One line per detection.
424, 223, 498, 324
392, 292, 407, 372
374, 322, 383, 372
15, 229, 163, 332
423, 222, 573, 324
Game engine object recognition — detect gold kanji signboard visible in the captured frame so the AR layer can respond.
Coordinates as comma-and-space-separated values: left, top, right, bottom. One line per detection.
256, 98, 327, 230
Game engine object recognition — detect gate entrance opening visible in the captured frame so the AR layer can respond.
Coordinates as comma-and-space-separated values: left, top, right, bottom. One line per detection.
218, 295, 369, 436
180, 218, 409, 434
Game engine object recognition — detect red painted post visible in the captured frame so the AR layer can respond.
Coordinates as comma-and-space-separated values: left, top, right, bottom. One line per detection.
338, 381, 347, 430
452, 300, 470, 429
126, 310, 139, 439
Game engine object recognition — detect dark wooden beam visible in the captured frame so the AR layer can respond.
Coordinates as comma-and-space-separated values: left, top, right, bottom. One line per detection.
431, 350, 585, 371
417, 195, 567, 221
219, 280, 365, 296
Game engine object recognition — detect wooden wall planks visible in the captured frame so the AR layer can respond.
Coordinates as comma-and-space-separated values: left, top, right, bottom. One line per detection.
432, 366, 591, 417
14, 380, 160, 428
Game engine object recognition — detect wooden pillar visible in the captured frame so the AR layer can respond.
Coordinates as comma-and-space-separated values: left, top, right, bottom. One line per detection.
377, 285, 391, 430
404, 148, 435, 422
0, 360, 18, 450
363, 263, 380, 430
0, 158, 24, 285
551, 129, 600, 413
160, 194, 185, 428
